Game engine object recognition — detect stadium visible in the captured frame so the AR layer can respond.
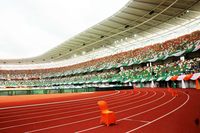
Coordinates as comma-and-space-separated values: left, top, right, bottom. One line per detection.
0, 0, 200, 132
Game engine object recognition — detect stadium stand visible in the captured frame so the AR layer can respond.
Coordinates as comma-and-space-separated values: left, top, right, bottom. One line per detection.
0, 30, 199, 95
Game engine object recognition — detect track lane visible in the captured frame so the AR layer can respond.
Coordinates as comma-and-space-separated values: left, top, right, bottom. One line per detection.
73, 90, 168, 133
0, 91, 120, 109
0, 90, 146, 128
75, 90, 188, 133
22, 90, 164, 133
0, 90, 129, 117
0, 90, 123, 113
0, 89, 192, 133
0, 90, 154, 132
0, 90, 141, 122
125, 91, 189, 133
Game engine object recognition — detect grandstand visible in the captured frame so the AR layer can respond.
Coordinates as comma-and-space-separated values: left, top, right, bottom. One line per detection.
0, 0, 200, 133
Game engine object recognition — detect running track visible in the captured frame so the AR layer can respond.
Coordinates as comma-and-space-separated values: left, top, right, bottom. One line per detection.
0, 88, 200, 133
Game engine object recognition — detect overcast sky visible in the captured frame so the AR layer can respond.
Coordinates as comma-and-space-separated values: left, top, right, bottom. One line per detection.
0, 0, 129, 59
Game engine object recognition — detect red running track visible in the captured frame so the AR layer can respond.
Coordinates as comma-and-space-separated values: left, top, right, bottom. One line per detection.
0, 88, 200, 133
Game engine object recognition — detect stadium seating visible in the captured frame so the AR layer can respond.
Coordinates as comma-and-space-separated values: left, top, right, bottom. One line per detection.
0, 30, 199, 89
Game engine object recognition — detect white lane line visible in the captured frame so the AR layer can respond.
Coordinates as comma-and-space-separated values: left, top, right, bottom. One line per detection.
0, 90, 129, 114
75, 91, 166, 133
0, 91, 120, 110
24, 117, 104, 133
0, 90, 130, 117
0, 91, 141, 124
122, 118, 149, 123
4, 90, 152, 132
26, 91, 159, 133
0, 91, 146, 129
126, 91, 189, 133
0, 90, 138, 120
1, 90, 138, 114
24, 90, 152, 133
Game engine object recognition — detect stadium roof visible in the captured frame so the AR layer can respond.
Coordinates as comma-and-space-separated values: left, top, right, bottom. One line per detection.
1, 0, 200, 65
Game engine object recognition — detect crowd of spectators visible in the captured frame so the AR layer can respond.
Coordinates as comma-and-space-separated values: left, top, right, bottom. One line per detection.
0, 30, 200, 87
0, 57, 199, 87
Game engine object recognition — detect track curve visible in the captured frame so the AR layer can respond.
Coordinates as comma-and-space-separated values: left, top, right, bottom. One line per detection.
0, 88, 198, 133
